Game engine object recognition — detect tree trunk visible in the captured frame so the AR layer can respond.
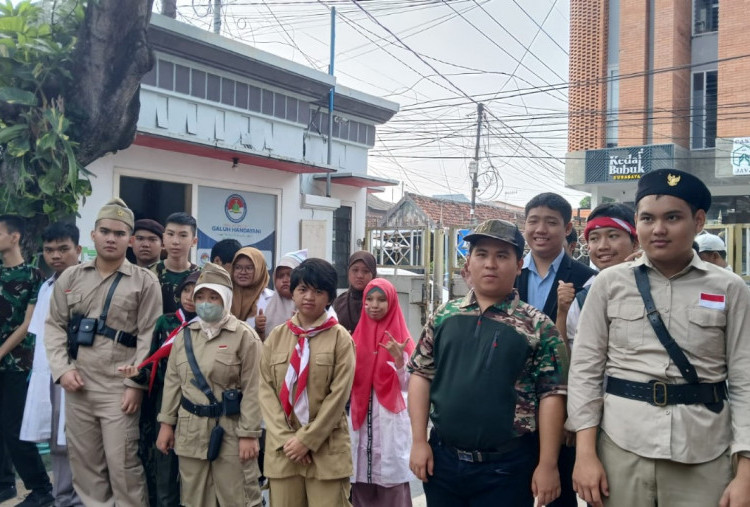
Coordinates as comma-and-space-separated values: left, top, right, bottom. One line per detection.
69, 0, 155, 168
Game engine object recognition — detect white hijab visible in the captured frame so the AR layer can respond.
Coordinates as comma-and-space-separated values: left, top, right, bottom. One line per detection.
264, 249, 307, 334
194, 282, 233, 339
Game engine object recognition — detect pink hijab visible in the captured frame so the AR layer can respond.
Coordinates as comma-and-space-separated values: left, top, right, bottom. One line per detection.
350, 278, 414, 430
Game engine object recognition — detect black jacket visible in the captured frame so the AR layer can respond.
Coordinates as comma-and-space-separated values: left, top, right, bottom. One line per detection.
516, 253, 597, 320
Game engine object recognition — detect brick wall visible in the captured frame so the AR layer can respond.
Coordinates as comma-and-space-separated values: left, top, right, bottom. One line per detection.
618, 0, 650, 147
651, 0, 691, 148
568, 0, 608, 152
717, 0, 750, 138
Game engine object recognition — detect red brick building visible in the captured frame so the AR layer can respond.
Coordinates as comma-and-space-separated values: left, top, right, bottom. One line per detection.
567, 0, 750, 221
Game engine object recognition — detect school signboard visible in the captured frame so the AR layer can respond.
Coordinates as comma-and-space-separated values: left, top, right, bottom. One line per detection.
196, 185, 277, 268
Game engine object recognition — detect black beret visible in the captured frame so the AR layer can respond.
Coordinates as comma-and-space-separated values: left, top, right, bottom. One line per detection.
133, 219, 165, 239
635, 169, 711, 212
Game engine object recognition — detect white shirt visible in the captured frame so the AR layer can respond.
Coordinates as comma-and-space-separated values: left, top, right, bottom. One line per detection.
20, 277, 66, 445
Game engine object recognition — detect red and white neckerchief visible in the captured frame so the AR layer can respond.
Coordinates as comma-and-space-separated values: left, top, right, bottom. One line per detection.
138, 309, 199, 393
279, 316, 338, 426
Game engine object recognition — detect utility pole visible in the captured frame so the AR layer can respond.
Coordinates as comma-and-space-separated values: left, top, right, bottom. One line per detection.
213, 0, 221, 34
325, 7, 336, 197
470, 103, 484, 225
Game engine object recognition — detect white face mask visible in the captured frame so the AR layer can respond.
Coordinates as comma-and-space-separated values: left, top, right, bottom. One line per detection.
196, 302, 223, 322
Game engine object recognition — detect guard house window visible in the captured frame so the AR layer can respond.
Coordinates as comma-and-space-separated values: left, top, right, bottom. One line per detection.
691, 70, 717, 150
333, 206, 352, 288
694, 0, 719, 34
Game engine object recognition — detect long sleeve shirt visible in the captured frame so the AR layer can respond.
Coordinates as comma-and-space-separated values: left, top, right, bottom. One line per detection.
567, 254, 750, 463
45, 260, 162, 392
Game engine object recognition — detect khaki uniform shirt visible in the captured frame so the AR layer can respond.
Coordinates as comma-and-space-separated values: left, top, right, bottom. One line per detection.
259, 313, 355, 480
45, 260, 162, 392
157, 316, 263, 460
567, 254, 750, 463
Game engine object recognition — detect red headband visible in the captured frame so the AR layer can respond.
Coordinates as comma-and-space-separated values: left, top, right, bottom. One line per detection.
584, 217, 637, 241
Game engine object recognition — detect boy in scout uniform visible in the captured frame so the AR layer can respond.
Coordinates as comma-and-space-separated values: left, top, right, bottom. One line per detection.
408, 219, 568, 507
156, 263, 262, 507
260, 258, 356, 507
45, 198, 162, 507
568, 169, 750, 506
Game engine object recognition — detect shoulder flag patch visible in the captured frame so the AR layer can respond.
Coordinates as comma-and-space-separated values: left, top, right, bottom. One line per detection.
699, 292, 725, 310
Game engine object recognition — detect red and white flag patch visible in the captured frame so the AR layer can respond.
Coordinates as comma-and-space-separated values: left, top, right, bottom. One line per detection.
699, 292, 725, 310
218, 345, 228, 350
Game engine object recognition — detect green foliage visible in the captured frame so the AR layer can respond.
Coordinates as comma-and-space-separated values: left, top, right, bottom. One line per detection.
579, 195, 614, 209
0, 0, 91, 225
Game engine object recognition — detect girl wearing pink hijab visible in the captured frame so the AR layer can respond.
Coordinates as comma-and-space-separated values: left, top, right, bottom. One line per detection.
349, 279, 415, 506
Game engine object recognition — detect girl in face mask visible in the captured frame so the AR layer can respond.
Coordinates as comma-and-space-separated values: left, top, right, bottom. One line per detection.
155, 263, 264, 507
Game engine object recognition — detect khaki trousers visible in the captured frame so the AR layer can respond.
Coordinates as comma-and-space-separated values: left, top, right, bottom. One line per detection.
598, 431, 732, 507
269, 476, 351, 507
65, 389, 147, 507
179, 454, 261, 507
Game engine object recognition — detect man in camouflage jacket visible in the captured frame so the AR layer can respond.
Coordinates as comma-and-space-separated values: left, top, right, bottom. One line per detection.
0, 215, 53, 506
408, 219, 569, 507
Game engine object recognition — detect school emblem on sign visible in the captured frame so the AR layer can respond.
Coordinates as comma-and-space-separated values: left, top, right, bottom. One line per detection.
225, 194, 247, 223
732, 138, 750, 175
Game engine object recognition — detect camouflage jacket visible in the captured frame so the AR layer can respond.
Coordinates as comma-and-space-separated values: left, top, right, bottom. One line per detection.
407, 289, 568, 450
0, 264, 42, 372
151, 261, 200, 314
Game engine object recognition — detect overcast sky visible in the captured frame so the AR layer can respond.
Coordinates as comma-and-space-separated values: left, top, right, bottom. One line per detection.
159, 0, 584, 208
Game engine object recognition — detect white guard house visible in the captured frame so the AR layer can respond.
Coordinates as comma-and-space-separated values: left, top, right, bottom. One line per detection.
78, 13, 399, 286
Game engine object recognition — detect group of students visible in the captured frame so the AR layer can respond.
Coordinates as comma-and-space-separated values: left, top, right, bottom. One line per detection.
406, 169, 750, 507
1, 166, 749, 507
0, 198, 418, 507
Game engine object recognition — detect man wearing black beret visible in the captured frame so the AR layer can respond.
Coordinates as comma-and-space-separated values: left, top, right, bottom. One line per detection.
567, 169, 750, 506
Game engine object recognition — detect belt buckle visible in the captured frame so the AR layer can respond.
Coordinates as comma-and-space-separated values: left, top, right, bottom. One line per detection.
652, 381, 668, 406
456, 450, 474, 463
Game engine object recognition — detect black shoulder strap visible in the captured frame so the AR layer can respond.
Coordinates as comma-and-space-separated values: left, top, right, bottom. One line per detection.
634, 264, 699, 384
183, 327, 221, 405
99, 272, 124, 323
574, 286, 590, 308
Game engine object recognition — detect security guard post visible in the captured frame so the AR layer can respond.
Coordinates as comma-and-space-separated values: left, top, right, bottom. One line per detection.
568, 169, 750, 506
45, 198, 162, 506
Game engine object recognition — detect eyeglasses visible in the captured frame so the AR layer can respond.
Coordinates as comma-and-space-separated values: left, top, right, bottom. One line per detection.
234, 265, 255, 273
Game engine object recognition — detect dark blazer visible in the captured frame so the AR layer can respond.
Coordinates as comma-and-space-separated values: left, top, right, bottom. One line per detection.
515, 253, 597, 320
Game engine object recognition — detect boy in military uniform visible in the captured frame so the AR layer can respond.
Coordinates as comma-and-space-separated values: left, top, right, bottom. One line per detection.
131, 219, 165, 269
156, 263, 262, 507
0, 215, 53, 507
568, 169, 750, 506
152, 212, 200, 314
45, 198, 162, 507
408, 219, 568, 507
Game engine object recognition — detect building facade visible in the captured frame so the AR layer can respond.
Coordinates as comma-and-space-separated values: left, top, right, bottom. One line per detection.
78, 14, 398, 285
566, 0, 750, 223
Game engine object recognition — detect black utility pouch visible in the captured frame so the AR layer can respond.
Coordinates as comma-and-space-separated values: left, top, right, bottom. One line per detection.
76, 318, 97, 347
67, 314, 84, 359
222, 389, 242, 416
207, 424, 225, 461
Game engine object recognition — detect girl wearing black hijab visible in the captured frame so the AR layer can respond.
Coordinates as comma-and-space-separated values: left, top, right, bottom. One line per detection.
332, 251, 377, 333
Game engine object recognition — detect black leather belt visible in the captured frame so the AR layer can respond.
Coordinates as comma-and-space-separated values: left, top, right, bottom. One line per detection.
606, 376, 727, 407
432, 431, 532, 463
181, 397, 223, 418
97, 322, 137, 348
